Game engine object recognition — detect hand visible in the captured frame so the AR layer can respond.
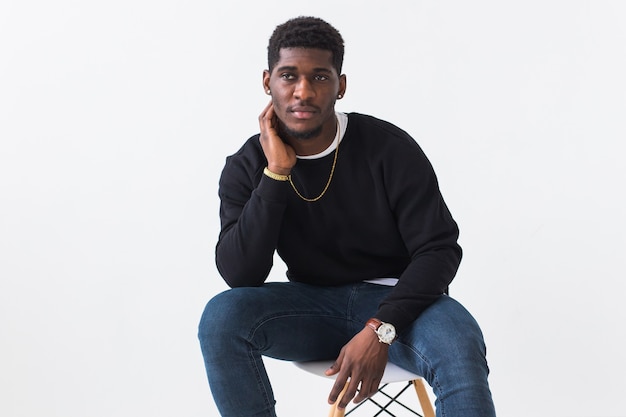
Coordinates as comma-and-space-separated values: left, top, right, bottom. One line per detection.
325, 327, 389, 408
258, 101, 296, 175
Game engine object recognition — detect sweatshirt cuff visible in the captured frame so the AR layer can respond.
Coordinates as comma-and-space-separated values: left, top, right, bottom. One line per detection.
375, 305, 414, 335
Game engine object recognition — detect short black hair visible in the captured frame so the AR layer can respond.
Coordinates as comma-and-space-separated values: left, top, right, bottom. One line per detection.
267, 16, 345, 74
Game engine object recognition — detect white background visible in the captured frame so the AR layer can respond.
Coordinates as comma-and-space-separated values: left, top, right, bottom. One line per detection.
1, 1, 625, 416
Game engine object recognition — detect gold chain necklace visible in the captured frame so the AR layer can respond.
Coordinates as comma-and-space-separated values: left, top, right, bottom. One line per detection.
289, 128, 339, 202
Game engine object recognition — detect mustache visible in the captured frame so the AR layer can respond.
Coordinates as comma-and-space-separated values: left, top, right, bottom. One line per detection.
286, 102, 320, 112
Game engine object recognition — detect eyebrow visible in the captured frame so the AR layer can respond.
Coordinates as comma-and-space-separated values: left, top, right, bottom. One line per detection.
275, 65, 334, 74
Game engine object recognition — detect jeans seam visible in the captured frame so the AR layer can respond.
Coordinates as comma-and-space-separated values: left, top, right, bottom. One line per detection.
247, 311, 348, 341
346, 282, 384, 331
346, 284, 359, 332
247, 346, 275, 417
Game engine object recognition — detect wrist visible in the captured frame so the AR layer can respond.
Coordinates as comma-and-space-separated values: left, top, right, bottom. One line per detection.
263, 166, 290, 181
365, 318, 397, 345
267, 165, 291, 176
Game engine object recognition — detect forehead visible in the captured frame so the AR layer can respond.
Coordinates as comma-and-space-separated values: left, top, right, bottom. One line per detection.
273, 47, 336, 73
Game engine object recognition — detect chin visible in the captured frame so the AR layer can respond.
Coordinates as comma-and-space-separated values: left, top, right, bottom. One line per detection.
279, 122, 323, 140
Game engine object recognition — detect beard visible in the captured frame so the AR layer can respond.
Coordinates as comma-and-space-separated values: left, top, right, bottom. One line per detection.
278, 120, 323, 140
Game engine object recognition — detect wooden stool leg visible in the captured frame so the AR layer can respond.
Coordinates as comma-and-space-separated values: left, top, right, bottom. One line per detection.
413, 378, 435, 417
328, 381, 349, 417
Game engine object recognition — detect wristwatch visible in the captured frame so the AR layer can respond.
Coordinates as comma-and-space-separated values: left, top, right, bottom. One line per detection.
366, 318, 396, 345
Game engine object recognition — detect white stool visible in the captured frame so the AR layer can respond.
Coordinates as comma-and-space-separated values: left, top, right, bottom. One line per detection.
295, 360, 435, 417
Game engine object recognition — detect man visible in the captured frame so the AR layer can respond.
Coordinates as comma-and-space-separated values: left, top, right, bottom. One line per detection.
199, 16, 496, 417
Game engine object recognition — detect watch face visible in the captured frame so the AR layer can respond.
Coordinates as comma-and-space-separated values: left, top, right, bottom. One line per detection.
378, 323, 396, 344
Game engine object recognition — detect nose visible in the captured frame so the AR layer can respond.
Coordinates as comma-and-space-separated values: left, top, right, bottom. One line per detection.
294, 77, 315, 101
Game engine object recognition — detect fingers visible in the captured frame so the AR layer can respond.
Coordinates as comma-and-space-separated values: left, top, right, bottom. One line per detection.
257, 101, 295, 173
324, 357, 341, 376
258, 100, 275, 133
328, 376, 348, 405
327, 361, 382, 408
327, 352, 346, 403
336, 377, 361, 409
327, 370, 356, 408
326, 337, 388, 409
353, 374, 383, 403
259, 99, 273, 118
331, 373, 382, 408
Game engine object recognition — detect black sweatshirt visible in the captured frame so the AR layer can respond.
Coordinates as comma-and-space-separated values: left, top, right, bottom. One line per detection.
215, 113, 462, 333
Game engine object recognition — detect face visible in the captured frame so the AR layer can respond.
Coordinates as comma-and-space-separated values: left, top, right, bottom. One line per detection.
263, 48, 346, 141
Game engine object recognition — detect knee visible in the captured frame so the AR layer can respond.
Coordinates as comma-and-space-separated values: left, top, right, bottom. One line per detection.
198, 287, 261, 345
198, 292, 221, 338
199, 289, 241, 345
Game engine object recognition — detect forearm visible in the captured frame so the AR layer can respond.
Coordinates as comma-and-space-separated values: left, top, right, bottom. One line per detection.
377, 244, 461, 332
216, 174, 289, 287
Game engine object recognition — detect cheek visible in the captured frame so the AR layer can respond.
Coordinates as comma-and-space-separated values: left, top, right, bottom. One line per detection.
270, 90, 289, 109
271, 97, 285, 113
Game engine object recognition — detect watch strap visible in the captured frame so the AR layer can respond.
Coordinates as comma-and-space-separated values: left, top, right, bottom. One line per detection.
366, 318, 396, 345
366, 318, 382, 331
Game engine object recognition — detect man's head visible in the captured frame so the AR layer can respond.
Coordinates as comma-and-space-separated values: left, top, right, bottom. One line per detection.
263, 17, 347, 144
267, 16, 344, 74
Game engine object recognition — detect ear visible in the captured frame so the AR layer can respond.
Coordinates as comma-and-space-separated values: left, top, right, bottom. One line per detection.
338, 74, 347, 99
262, 70, 271, 94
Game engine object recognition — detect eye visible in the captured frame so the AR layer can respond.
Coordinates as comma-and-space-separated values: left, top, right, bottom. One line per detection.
280, 73, 295, 80
314, 75, 329, 81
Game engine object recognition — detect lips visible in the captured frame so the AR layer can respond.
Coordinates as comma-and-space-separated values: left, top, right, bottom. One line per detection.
288, 105, 319, 120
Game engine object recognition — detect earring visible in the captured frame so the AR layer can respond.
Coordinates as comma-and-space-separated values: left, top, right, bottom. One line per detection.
337, 94, 343, 99
266, 89, 271, 95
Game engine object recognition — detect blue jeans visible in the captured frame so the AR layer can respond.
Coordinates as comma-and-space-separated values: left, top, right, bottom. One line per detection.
198, 282, 496, 417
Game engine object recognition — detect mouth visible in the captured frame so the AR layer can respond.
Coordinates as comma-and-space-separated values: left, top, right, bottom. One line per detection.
288, 105, 319, 120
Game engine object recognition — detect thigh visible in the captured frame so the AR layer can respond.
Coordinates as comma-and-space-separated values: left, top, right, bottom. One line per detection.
388, 295, 488, 379
201, 282, 382, 361
388, 296, 495, 416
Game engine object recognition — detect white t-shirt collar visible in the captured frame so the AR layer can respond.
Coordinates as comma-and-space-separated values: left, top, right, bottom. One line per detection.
296, 112, 348, 160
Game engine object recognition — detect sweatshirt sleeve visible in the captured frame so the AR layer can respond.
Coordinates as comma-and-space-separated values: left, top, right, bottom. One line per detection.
215, 138, 290, 287
374, 135, 462, 333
